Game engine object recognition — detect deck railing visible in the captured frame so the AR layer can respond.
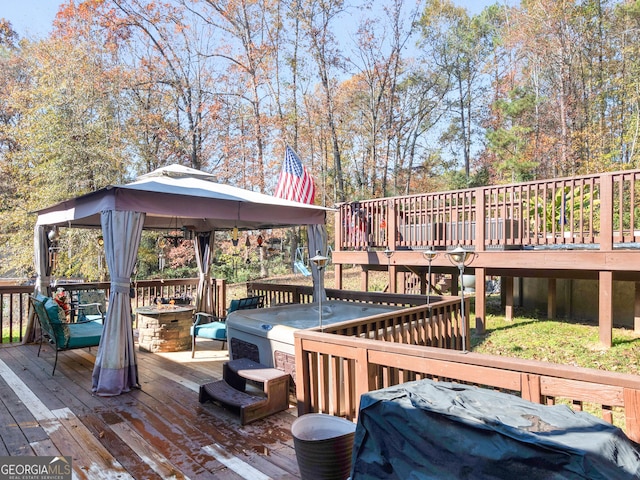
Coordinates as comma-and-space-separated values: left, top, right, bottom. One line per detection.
294, 317, 640, 443
0, 285, 33, 343
6, 277, 640, 441
0, 278, 226, 343
246, 282, 440, 308
336, 170, 640, 251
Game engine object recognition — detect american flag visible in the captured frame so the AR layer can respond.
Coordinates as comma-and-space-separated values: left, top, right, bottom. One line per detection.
274, 146, 316, 204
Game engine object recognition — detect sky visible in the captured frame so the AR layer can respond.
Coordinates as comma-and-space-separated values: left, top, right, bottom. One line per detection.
0, 0, 62, 38
1, 0, 512, 39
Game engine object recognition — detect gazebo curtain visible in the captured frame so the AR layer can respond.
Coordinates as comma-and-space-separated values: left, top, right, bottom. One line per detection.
92, 210, 145, 396
194, 231, 215, 314
23, 225, 53, 344
34, 224, 53, 295
308, 224, 328, 302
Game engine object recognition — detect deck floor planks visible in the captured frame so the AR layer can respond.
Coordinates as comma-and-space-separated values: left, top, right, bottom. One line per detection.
135, 351, 301, 477
78, 412, 166, 480
104, 370, 273, 478
139, 381, 299, 479
4, 344, 105, 416
75, 360, 225, 479
125, 348, 301, 479
0, 343, 72, 412
102, 421, 190, 480
106, 347, 300, 479
11, 346, 226, 479
72, 344, 268, 479
29, 438, 62, 457
45, 408, 134, 480
0, 342, 303, 479
0, 347, 136, 479
101, 395, 229, 479
137, 347, 226, 385
0, 377, 34, 456
0, 374, 48, 445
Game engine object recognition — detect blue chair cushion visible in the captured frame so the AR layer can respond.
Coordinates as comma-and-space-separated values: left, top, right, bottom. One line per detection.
78, 312, 104, 324
228, 299, 240, 313
191, 321, 227, 341
65, 321, 103, 349
44, 297, 67, 323
227, 296, 264, 314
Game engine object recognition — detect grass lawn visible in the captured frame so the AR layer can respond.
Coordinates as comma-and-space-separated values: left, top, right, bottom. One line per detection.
471, 297, 640, 376
1, 330, 21, 343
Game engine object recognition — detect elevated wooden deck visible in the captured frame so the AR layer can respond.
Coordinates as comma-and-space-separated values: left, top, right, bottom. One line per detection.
0, 340, 301, 479
331, 170, 640, 346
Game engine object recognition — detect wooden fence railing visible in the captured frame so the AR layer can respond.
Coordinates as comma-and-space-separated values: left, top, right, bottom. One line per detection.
336, 170, 640, 252
246, 282, 441, 308
6, 278, 640, 441
294, 316, 640, 443
0, 285, 33, 343
0, 278, 227, 343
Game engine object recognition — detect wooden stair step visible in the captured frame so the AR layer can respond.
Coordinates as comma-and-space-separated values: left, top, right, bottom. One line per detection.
201, 359, 291, 425
224, 357, 289, 391
199, 380, 266, 409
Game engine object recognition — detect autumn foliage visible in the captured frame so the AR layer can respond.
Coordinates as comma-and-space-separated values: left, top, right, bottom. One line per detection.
1, 0, 639, 278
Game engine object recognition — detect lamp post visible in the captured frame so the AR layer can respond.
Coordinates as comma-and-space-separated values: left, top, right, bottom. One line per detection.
446, 245, 473, 352
422, 249, 438, 306
310, 250, 329, 332
97, 235, 105, 281
231, 227, 239, 247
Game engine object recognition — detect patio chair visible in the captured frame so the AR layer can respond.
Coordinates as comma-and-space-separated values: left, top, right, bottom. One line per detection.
76, 289, 107, 323
191, 295, 265, 358
30, 294, 103, 375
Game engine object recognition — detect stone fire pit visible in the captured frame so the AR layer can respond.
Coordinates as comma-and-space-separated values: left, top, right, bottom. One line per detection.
137, 305, 195, 353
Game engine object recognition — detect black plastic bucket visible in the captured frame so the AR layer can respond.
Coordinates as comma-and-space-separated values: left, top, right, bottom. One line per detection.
291, 413, 356, 480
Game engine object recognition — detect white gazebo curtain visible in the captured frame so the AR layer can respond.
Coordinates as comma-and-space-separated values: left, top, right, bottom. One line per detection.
92, 210, 145, 396
194, 231, 215, 314
34, 224, 53, 295
23, 225, 53, 344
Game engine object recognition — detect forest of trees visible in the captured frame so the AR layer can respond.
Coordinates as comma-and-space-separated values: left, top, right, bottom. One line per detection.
2, 0, 640, 279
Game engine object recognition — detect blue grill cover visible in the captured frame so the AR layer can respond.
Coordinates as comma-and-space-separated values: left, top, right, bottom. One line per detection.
351, 380, 640, 479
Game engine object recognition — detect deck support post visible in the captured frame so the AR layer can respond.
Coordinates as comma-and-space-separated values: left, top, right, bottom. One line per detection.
334, 263, 343, 290
474, 267, 486, 334
634, 282, 640, 333
360, 267, 369, 291
599, 270, 613, 348
504, 276, 514, 321
548, 278, 557, 319
451, 270, 459, 296
388, 265, 398, 293
334, 209, 343, 290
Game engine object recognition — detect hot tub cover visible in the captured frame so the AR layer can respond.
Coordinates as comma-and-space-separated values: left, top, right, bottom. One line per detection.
351, 380, 640, 479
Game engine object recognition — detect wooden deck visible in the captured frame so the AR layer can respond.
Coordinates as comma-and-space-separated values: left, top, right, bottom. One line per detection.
331, 169, 640, 347
0, 339, 302, 479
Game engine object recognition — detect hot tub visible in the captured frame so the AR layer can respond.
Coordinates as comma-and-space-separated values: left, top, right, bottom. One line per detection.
226, 300, 400, 379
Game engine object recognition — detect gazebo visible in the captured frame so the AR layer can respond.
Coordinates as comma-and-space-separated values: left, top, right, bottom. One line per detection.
30, 164, 330, 396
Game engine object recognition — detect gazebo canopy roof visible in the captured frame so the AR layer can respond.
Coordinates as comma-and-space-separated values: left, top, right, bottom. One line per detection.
35, 164, 329, 231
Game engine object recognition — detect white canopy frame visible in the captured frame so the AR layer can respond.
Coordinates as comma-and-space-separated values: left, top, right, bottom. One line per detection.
31, 164, 330, 396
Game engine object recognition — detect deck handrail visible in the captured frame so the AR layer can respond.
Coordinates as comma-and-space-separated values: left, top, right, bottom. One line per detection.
0, 278, 226, 343
246, 282, 437, 307
336, 169, 640, 252
294, 318, 640, 442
